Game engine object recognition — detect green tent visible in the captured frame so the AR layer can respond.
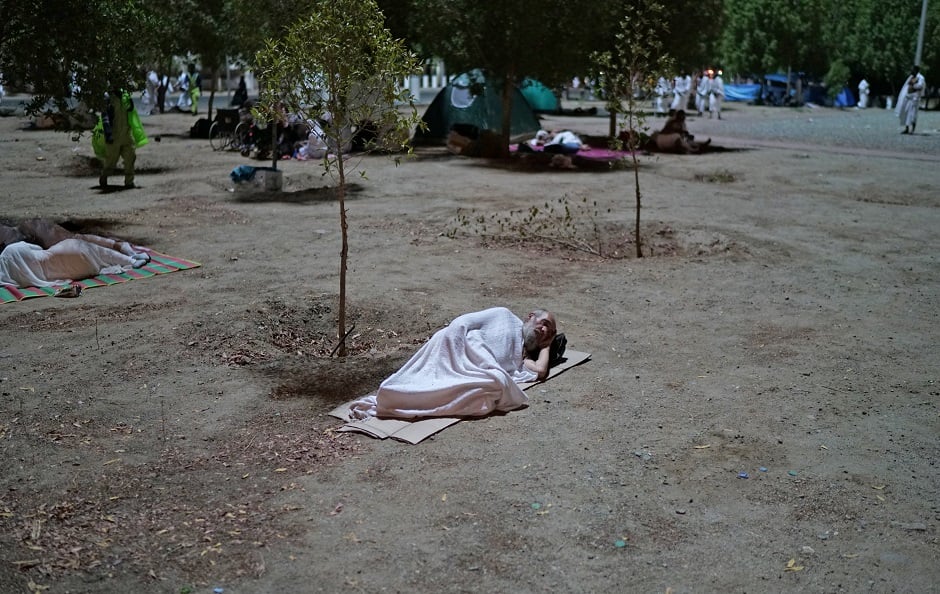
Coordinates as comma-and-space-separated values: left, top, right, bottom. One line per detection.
412, 70, 541, 144
519, 78, 560, 113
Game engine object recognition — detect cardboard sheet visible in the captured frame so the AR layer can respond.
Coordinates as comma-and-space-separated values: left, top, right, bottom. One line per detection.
329, 349, 591, 444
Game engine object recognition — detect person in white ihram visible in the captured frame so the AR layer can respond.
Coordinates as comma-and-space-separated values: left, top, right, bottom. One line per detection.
671, 71, 692, 111
695, 71, 709, 116
1, 219, 150, 289
349, 307, 557, 420
896, 65, 926, 134
708, 69, 725, 119
857, 77, 870, 109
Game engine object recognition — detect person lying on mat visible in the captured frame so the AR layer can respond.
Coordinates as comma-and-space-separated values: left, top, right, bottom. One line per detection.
349, 307, 565, 420
15, 218, 146, 258
543, 130, 584, 155
1, 222, 150, 288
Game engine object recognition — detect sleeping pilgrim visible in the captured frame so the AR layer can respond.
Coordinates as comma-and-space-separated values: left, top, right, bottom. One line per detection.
349, 307, 562, 420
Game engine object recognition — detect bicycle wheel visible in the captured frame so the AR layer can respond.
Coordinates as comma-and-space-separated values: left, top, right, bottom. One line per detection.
209, 121, 226, 151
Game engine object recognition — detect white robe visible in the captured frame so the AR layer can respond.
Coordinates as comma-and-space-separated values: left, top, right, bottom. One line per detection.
709, 76, 725, 116
857, 79, 870, 109
896, 73, 926, 127
695, 76, 709, 114
0, 239, 135, 288
653, 77, 670, 115
671, 75, 691, 111
349, 307, 536, 419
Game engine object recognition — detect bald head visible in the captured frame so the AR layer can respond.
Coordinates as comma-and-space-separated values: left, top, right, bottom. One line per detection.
523, 308, 557, 353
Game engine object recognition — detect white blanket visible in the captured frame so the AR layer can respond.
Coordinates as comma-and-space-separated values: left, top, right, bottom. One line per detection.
349, 307, 537, 419
0, 239, 135, 288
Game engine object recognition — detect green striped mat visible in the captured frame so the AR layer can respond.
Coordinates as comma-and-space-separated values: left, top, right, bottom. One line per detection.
1, 251, 201, 303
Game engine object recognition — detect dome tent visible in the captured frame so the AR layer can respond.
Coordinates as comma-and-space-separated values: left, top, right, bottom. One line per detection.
412, 69, 541, 144
519, 78, 560, 113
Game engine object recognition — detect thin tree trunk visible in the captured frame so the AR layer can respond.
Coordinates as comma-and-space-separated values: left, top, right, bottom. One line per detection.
337, 153, 348, 356
499, 69, 515, 158
633, 150, 642, 258
271, 122, 277, 170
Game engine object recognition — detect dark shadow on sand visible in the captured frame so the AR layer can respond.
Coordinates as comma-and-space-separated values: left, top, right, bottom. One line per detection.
231, 182, 365, 204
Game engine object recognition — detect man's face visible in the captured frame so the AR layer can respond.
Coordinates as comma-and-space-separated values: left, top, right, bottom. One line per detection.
523, 311, 556, 351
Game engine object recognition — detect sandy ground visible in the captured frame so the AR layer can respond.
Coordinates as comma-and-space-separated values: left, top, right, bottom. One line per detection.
1, 98, 939, 594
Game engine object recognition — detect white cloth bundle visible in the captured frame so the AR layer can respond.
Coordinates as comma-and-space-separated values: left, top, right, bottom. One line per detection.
350, 307, 536, 419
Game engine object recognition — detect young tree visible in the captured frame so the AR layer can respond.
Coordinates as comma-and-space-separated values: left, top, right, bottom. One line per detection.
253, 0, 423, 356
592, 2, 673, 258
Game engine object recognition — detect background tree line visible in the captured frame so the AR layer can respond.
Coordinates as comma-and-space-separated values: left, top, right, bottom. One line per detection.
1, 0, 935, 115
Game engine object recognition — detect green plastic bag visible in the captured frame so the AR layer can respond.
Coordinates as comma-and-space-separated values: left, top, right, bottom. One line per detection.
91, 116, 106, 159
128, 108, 148, 148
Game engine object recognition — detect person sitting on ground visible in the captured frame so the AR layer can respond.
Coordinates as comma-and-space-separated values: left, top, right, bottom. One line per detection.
1, 220, 150, 288
648, 109, 710, 154
349, 307, 563, 420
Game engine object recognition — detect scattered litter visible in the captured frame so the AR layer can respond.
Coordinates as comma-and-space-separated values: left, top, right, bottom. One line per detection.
633, 450, 652, 461
738, 471, 749, 479
693, 444, 711, 449
788, 470, 798, 476
784, 558, 804, 572
531, 502, 542, 510
872, 484, 886, 490
54, 285, 82, 298
614, 539, 627, 548
759, 467, 768, 472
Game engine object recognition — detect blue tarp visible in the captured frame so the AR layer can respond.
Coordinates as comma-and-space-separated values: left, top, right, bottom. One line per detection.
724, 84, 761, 102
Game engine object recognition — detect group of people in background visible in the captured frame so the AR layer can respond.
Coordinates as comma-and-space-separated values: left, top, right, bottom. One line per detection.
139, 63, 201, 116
654, 68, 724, 120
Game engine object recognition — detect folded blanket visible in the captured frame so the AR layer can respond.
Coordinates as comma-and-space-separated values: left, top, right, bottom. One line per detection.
349, 307, 537, 419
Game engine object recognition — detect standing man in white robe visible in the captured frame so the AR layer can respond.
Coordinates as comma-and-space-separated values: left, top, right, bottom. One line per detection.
857, 77, 870, 109
695, 71, 709, 116
896, 66, 926, 134
653, 76, 670, 116
671, 71, 692, 111
708, 70, 725, 119
176, 67, 191, 111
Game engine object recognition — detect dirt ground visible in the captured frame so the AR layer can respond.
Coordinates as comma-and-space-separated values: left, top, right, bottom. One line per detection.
1, 98, 939, 594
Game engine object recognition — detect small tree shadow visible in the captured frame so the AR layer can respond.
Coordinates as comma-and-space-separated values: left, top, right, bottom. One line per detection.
231, 182, 366, 204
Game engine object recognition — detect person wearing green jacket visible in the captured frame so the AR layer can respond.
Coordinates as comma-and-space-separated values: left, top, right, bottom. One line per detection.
187, 63, 201, 115
96, 88, 148, 188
